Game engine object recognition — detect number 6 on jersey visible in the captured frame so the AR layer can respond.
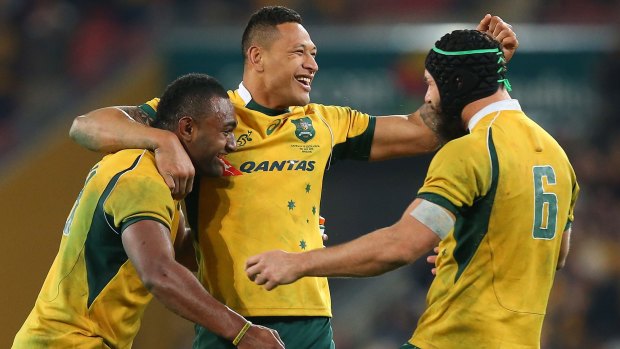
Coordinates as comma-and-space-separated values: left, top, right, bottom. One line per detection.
532, 165, 558, 239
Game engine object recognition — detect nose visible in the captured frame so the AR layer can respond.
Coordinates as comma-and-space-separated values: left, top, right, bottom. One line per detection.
424, 89, 432, 105
304, 54, 318, 73
226, 132, 237, 153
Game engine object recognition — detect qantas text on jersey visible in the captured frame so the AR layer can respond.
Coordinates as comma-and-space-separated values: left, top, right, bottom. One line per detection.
239, 160, 316, 173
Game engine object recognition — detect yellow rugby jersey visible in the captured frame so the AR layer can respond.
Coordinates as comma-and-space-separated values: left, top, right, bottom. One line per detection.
184, 83, 376, 317
409, 100, 579, 348
14, 149, 179, 349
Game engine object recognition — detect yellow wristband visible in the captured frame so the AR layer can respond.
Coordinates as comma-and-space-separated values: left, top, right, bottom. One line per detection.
232, 321, 252, 346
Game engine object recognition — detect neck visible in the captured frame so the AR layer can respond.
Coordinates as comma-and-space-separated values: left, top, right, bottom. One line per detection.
460, 88, 511, 126
242, 71, 285, 110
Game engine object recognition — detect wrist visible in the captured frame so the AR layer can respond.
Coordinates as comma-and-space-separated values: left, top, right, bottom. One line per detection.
296, 252, 311, 278
232, 320, 252, 346
151, 128, 178, 152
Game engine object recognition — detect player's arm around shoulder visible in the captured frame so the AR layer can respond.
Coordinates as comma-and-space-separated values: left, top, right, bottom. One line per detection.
70, 98, 194, 200
70, 104, 155, 152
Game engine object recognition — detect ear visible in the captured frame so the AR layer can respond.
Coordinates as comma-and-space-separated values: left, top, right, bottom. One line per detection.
247, 46, 264, 72
177, 116, 195, 142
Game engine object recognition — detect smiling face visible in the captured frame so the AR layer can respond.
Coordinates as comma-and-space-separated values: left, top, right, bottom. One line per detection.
184, 97, 237, 177
254, 22, 318, 109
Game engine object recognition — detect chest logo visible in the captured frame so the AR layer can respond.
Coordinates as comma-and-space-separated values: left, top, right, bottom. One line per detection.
236, 130, 253, 147
266, 120, 282, 136
291, 117, 315, 143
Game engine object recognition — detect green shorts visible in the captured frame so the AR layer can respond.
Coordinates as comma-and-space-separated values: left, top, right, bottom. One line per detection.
400, 343, 422, 349
193, 316, 335, 349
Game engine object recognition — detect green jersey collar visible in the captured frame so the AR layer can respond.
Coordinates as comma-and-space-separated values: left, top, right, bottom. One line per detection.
238, 82, 290, 116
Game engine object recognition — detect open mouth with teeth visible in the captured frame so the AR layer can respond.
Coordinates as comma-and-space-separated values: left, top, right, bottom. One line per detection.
296, 76, 312, 89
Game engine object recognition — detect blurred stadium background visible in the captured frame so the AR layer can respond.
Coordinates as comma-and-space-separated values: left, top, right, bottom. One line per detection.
1, 0, 619, 348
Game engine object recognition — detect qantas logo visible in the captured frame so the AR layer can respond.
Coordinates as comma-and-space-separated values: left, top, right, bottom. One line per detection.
239, 160, 316, 173
221, 157, 243, 176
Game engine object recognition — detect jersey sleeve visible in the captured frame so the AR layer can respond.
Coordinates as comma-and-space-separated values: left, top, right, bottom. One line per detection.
313, 104, 376, 161
565, 167, 580, 231
416, 137, 491, 216
137, 97, 160, 122
103, 171, 176, 234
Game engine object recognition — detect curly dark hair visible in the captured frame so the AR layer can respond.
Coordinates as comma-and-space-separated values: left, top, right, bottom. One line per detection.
152, 73, 228, 131
241, 6, 303, 60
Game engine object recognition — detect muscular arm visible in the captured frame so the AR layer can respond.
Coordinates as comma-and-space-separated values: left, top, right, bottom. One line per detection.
70, 106, 160, 152
246, 199, 441, 290
70, 106, 194, 199
122, 220, 284, 348
370, 105, 440, 161
369, 15, 518, 161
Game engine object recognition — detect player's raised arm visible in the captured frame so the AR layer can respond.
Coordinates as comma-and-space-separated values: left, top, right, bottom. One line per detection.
369, 15, 518, 161
370, 104, 441, 161
69, 103, 195, 199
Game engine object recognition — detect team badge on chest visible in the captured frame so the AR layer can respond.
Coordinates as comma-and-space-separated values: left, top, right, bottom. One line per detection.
291, 117, 316, 143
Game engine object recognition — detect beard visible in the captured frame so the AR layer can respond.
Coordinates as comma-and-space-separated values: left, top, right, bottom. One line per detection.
419, 103, 467, 145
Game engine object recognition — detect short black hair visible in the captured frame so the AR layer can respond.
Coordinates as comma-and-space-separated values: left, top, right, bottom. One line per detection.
241, 6, 302, 60
152, 73, 228, 131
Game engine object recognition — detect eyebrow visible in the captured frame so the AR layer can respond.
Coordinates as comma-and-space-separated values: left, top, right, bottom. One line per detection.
294, 43, 317, 51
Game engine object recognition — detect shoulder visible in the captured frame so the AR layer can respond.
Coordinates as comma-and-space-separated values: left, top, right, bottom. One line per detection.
437, 132, 486, 157
301, 103, 370, 119
103, 150, 165, 188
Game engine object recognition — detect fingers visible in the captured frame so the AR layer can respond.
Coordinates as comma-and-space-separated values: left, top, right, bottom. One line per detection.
478, 15, 512, 39
186, 175, 195, 197
158, 165, 195, 200
247, 269, 279, 291
246, 262, 261, 282
175, 178, 187, 201
249, 269, 279, 290
162, 172, 176, 194
427, 246, 439, 275
476, 13, 492, 32
154, 134, 196, 200
173, 167, 195, 200
264, 281, 279, 291
476, 14, 519, 63
322, 233, 328, 242
487, 15, 505, 36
